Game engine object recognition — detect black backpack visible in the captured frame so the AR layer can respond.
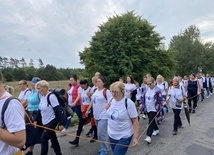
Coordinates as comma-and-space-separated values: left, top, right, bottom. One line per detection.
47, 88, 68, 126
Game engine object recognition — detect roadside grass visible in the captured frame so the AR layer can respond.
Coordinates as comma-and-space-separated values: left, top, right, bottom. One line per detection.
5, 80, 78, 127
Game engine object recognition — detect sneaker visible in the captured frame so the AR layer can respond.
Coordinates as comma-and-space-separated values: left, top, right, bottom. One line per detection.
142, 114, 146, 119
172, 130, 177, 135
86, 131, 93, 137
157, 120, 162, 125
152, 130, 159, 136
145, 136, 151, 144
69, 139, 79, 146
61, 128, 67, 133
178, 125, 183, 128
99, 150, 108, 155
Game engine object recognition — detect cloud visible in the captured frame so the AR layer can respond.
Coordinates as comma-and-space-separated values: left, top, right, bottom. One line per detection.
0, 0, 214, 68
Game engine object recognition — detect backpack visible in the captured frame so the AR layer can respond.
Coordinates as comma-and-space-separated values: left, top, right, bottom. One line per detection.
47, 88, 68, 126
125, 98, 140, 121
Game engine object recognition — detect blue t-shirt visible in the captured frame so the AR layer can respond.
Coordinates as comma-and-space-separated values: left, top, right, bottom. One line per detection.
27, 89, 40, 111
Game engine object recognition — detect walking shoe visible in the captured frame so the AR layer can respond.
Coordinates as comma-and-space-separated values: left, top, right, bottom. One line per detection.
192, 110, 195, 113
178, 125, 183, 128
145, 136, 151, 144
172, 130, 177, 135
61, 128, 67, 133
157, 120, 162, 125
86, 130, 93, 137
189, 109, 192, 113
142, 114, 146, 119
90, 136, 97, 143
69, 139, 79, 146
152, 130, 159, 136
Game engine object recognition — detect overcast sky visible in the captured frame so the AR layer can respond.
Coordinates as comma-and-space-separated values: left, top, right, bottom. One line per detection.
0, 0, 213, 68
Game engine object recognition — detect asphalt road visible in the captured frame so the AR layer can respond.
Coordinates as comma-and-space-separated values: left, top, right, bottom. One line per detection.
29, 95, 214, 155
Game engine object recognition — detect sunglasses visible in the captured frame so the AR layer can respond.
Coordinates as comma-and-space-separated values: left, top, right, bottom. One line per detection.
111, 90, 120, 94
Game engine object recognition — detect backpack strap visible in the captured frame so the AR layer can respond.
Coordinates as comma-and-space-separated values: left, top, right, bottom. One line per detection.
124, 98, 139, 121
125, 98, 128, 109
103, 88, 107, 100
163, 82, 166, 90
1, 97, 18, 129
24, 89, 30, 95
47, 93, 52, 107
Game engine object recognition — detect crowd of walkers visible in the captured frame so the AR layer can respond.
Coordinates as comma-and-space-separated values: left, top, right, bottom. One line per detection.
0, 70, 214, 155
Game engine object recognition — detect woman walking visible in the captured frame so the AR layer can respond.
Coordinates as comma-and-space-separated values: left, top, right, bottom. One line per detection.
35, 80, 63, 155
86, 76, 112, 155
168, 77, 186, 135
185, 73, 201, 113
105, 81, 139, 155
139, 77, 163, 144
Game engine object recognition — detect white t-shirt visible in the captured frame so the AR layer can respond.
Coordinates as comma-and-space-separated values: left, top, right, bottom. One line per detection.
124, 83, 136, 99
198, 78, 203, 89
136, 87, 142, 100
168, 86, 185, 109
145, 88, 156, 112
67, 86, 74, 105
107, 97, 138, 140
80, 87, 91, 105
38, 93, 59, 125
0, 92, 25, 155
18, 88, 31, 102
156, 82, 168, 96
91, 88, 112, 120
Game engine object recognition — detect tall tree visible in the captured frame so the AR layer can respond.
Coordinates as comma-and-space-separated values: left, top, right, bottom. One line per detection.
79, 11, 175, 83
169, 25, 214, 75
38, 58, 44, 68
29, 59, 34, 67
19, 57, 27, 68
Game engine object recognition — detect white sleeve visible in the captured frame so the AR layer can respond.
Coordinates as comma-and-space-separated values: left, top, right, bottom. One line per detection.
106, 89, 112, 100
24, 90, 31, 100
78, 87, 83, 94
4, 100, 25, 133
49, 94, 60, 107
127, 99, 138, 118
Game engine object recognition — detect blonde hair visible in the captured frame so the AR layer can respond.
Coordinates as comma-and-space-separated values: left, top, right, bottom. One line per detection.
110, 81, 125, 96
36, 80, 49, 88
146, 77, 155, 83
4, 85, 14, 95
156, 74, 164, 82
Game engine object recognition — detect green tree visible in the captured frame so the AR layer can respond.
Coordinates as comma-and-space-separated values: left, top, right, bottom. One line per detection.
36, 64, 60, 81
169, 25, 214, 75
79, 11, 175, 84
13, 68, 28, 81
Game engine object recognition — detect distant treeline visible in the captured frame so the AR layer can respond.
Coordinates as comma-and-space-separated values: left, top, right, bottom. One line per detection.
1, 64, 84, 82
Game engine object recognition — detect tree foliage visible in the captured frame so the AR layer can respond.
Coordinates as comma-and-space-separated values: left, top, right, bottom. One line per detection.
79, 11, 175, 83
169, 25, 214, 76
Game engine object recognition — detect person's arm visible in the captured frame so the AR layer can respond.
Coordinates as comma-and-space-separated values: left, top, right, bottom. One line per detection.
0, 128, 26, 149
85, 101, 93, 117
197, 80, 201, 95
131, 117, 139, 146
71, 93, 81, 107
